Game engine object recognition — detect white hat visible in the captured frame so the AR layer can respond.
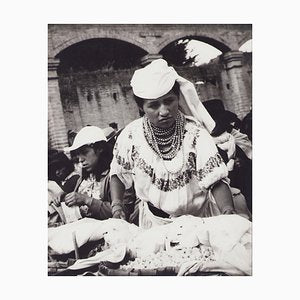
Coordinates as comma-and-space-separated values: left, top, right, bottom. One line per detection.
130, 59, 178, 99
130, 58, 216, 133
66, 126, 107, 152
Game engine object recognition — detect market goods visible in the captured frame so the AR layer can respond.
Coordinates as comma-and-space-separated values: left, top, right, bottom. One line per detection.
120, 245, 215, 271
49, 214, 252, 275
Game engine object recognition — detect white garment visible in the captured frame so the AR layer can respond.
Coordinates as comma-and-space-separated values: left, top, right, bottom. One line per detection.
110, 116, 228, 218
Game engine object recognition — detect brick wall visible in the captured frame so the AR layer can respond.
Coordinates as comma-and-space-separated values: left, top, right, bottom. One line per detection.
219, 63, 252, 119
58, 69, 140, 133
48, 78, 68, 150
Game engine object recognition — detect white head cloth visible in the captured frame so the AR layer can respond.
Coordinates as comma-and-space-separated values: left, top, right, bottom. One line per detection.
130, 59, 216, 133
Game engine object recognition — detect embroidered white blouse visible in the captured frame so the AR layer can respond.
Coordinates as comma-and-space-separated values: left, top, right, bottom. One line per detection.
110, 116, 229, 217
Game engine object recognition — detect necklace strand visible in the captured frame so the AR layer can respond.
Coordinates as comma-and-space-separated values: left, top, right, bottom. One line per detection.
143, 112, 186, 168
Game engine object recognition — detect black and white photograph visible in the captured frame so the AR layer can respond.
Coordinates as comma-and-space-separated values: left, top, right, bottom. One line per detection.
48, 24, 253, 276
2, 0, 300, 298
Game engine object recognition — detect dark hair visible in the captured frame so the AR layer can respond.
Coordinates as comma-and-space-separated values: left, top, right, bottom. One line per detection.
134, 81, 180, 116
74, 141, 113, 181
48, 152, 74, 182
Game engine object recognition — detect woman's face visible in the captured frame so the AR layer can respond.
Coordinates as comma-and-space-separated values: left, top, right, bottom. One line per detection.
77, 145, 101, 173
142, 90, 179, 128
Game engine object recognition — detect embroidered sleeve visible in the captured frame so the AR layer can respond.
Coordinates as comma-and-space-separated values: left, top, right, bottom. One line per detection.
110, 126, 134, 189
195, 127, 228, 189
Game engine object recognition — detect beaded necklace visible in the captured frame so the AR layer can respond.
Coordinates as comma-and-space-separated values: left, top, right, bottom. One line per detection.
143, 112, 186, 174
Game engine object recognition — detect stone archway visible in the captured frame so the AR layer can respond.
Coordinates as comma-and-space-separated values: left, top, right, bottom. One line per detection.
49, 37, 147, 150
157, 34, 232, 54
49, 25, 152, 58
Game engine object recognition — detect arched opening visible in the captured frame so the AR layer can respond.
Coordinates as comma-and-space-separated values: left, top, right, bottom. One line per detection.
159, 36, 252, 118
239, 39, 252, 53
185, 40, 222, 66
159, 38, 225, 102
56, 38, 147, 75
160, 37, 225, 67
55, 38, 146, 133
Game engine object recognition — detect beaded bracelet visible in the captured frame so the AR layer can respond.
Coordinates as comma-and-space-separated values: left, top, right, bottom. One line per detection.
111, 204, 124, 215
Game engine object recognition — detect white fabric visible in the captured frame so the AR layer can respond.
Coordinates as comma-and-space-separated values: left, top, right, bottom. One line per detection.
111, 116, 228, 217
69, 244, 127, 270
177, 76, 216, 133
213, 132, 236, 171
131, 59, 178, 99
231, 128, 252, 160
138, 200, 173, 230
175, 215, 252, 275
48, 215, 251, 275
66, 126, 107, 152
48, 218, 139, 255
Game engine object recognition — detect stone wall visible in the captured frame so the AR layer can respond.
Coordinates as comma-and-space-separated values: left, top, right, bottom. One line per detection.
58, 69, 140, 133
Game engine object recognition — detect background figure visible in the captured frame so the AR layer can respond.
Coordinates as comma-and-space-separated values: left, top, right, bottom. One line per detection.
48, 151, 81, 227
203, 99, 252, 212
202, 99, 241, 133
109, 122, 118, 132
48, 151, 80, 193
67, 130, 77, 147
240, 110, 252, 141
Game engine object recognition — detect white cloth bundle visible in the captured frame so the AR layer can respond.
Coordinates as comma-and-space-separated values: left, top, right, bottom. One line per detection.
48, 215, 251, 275
48, 218, 139, 255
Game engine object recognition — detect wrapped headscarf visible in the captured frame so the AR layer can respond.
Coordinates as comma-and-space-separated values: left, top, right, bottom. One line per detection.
131, 59, 216, 133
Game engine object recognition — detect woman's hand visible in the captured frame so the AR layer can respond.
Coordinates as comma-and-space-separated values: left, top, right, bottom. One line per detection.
211, 181, 235, 215
64, 192, 89, 207
53, 192, 66, 207
112, 209, 126, 220
111, 201, 126, 220
53, 195, 61, 207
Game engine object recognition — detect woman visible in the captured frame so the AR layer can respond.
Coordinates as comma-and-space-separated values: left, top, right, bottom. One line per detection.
110, 59, 250, 227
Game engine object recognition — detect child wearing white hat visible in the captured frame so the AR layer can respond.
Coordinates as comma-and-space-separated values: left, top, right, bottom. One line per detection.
57, 126, 136, 221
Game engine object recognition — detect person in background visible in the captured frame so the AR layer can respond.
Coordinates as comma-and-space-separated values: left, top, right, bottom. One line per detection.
240, 109, 252, 142
202, 99, 252, 212
110, 59, 250, 227
48, 151, 80, 194
67, 130, 77, 147
109, 122, 118, 133
48, 151, 81, 226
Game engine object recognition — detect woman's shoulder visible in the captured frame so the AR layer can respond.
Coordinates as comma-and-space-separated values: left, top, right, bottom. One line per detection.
116, 118, 143, 142
184, 115, 206, 133
121, 118, 142, 132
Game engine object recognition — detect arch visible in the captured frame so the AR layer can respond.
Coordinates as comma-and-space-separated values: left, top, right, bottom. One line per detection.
237, 31, 252, 49
52, 33, 150, 58
157, 33, 232, 54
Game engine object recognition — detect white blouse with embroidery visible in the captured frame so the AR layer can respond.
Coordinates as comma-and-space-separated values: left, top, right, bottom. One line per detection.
110, 116, 229, 217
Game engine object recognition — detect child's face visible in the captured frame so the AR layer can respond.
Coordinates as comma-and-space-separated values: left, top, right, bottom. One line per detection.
77, 146, 100, 173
